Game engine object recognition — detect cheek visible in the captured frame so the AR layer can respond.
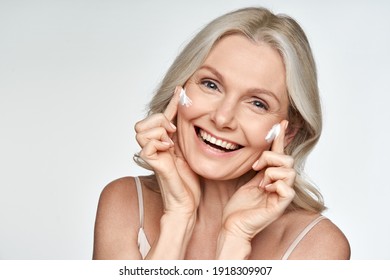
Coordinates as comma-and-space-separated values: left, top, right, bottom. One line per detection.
177, 102, 197, 121
242, 121, 275, 149
177, 91, 211, 119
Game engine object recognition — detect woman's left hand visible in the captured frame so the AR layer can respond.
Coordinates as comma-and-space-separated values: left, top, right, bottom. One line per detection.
221, 120, 296, 242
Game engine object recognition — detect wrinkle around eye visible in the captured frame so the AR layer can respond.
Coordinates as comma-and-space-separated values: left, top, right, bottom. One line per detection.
200, 79, 221, 92
244, 98, 270, 114
251, 99, 269, 111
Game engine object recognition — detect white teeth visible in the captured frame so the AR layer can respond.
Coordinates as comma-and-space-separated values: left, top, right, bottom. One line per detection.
199, 129, 239, 150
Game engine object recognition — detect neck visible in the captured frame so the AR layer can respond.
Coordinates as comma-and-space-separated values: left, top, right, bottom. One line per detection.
196, 170, 256, 221
185, 171, 257, 259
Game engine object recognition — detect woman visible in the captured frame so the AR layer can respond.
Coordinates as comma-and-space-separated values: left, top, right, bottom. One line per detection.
93, 7, 350, 260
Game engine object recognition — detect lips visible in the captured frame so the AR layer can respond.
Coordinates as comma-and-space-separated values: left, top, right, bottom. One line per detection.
196, 127, 242, 152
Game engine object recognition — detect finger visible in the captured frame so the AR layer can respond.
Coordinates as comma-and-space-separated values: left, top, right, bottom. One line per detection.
136, 127, 174, 148
163, 86, 181, 121
252, 151, 294, 171
263, 180, 295, 206
134, 113, 176, 134
260, 167, 296, 188
271, 120, 289, 154
139, 139, 172, 161
240, 171, 264, 189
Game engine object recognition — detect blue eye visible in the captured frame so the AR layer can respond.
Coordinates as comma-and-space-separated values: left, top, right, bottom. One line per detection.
202, 80, 219, 91
251, 100, 268, 110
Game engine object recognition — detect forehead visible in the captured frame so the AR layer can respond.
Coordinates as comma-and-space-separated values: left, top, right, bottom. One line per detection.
201, 34, 287, 101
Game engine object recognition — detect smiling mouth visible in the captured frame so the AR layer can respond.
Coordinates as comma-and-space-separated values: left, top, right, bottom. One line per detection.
196, 127, 243, 152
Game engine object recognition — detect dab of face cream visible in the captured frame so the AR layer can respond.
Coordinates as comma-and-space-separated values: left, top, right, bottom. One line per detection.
265, 124, 281, 143
179, 88, 193, 107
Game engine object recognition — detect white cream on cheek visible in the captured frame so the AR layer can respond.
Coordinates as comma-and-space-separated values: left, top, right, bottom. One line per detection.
179, 88, 193, 107
265, 123, 281, 143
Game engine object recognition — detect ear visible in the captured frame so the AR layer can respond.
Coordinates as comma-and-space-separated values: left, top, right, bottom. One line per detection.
284, 123, 300, 148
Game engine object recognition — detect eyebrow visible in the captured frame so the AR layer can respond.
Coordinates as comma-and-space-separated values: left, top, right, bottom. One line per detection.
198, 64, 281, 103
198, 65, 225, 84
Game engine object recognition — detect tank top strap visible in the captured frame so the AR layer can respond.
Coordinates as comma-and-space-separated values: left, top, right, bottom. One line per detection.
134, 176, 144, 228
134, 177, 151, 259
281, 215, 327, 260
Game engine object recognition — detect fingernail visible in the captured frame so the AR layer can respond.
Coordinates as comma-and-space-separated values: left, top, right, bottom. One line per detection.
252, 160, 259, 169
265, 124, 281, 143
284, 121, 289, 130
259, 178, 264, 187
170, 122, 176, 130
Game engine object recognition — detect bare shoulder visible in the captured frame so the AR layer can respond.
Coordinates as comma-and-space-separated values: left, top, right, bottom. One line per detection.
287, 212, 351, 260
97, 176, 146, 212
93, 176, 141, 259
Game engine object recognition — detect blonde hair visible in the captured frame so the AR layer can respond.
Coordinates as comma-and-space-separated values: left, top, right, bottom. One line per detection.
134, 7, 325, 212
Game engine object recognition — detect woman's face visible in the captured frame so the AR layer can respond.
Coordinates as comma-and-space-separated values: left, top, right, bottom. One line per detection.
176, 34, 289, 180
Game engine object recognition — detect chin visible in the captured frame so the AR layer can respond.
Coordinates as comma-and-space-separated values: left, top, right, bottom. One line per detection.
189, 163, 250, 181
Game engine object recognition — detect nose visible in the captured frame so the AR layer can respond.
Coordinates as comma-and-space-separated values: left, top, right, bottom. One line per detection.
210, 97, 238, 130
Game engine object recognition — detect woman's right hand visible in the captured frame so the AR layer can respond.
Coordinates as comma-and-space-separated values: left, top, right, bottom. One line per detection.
134, 87, 200, 217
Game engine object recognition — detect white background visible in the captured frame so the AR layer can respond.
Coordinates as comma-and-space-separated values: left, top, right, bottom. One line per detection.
1, 0, 389, 260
